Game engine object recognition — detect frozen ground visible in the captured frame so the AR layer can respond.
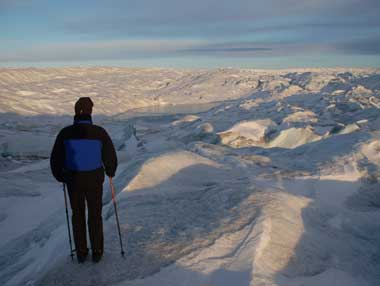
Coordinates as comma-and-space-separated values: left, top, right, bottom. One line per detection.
0, 67, 380, 286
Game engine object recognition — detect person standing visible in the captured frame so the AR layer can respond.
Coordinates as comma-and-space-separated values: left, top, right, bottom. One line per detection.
50, 97, 118, 263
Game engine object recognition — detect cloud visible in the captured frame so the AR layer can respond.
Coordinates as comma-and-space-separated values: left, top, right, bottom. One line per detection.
336, 36, 380, 55
62, 0, 380, 38
0, 0, 33, 9
185, 47, 272, 53
0, 38, 337, 63
0, 39, 208, 62
1, 0, 379, 64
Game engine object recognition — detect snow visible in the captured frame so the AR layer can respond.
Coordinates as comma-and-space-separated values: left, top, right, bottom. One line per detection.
282, 110, 317, 124
267, 127, 322, 149
125, 151, 221, 193
0, 133, 54, 158
361, 140, 380, 165
1, 67, 380, 286
218, 119, 276, 147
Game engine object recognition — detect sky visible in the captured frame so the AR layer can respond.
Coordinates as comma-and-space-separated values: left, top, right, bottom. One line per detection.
1, 0, 380, 68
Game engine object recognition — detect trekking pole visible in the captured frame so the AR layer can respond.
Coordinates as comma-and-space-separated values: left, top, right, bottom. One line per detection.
109, 177, 125, 256
63, 183, 75, 261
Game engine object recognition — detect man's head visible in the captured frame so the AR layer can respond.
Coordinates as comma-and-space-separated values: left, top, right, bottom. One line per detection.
75, 97, 94, 116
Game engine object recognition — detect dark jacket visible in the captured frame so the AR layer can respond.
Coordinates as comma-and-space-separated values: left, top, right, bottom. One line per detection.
50, 114, 117, 183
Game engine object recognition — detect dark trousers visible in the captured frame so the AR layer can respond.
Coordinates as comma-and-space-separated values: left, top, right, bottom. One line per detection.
67, 177, 104, 255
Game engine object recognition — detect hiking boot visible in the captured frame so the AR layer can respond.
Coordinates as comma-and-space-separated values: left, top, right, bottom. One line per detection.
77, 249, 88, 264
92, 250, 103, 263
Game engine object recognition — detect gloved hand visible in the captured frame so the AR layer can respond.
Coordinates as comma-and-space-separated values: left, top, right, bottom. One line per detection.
57, 169, 70, 185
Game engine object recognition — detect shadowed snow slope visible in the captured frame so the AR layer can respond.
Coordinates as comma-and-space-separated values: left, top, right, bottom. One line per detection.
267, 127, 322, 149
125, 151, 221, 193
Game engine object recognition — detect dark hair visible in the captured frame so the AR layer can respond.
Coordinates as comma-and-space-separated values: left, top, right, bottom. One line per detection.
75, 97, 94, 115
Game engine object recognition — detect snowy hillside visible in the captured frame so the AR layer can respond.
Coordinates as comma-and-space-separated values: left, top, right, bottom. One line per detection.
1, 67, 380, 286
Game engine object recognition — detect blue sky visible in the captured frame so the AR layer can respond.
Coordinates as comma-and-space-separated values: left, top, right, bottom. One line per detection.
1, 0, 380, 68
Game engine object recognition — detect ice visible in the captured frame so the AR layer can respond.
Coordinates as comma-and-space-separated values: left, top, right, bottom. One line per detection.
218, 119, 276, 147
0, 133, 54, 159
1, 67, 380, 286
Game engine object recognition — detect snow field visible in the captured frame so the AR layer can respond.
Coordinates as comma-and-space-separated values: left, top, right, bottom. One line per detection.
0, 67, 380, 286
